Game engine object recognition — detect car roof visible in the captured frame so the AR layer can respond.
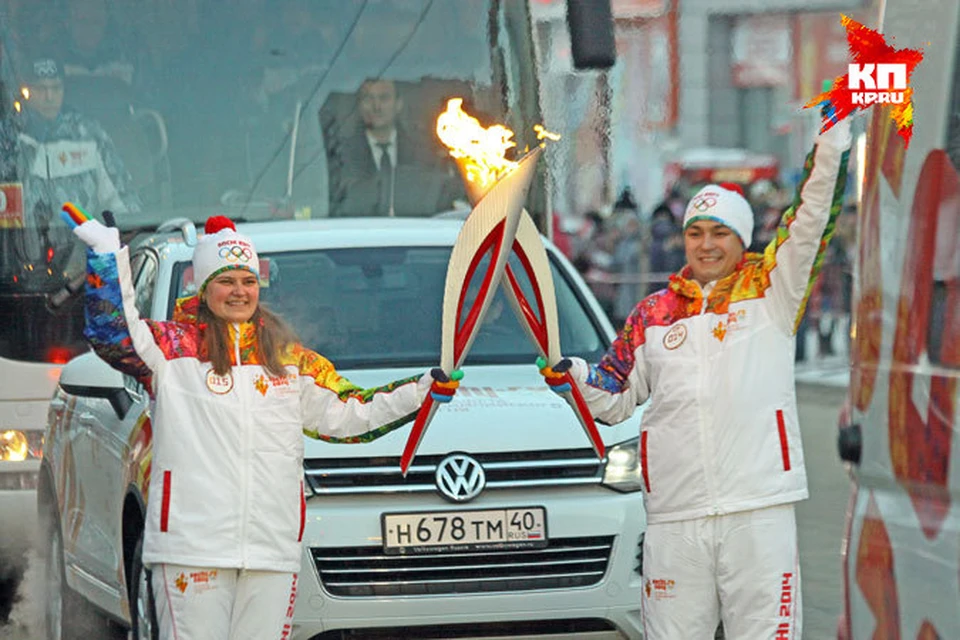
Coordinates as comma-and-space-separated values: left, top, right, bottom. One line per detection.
237, 217, 464, 251
138, 215, 560, 256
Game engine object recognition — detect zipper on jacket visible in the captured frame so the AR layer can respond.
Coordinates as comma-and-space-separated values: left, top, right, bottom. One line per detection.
234, 324, 251, 565
697, 285, 721, 514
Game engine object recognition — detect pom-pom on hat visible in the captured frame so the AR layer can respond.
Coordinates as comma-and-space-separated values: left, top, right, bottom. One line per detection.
682, 182, 754, 248
192, 215, 259, 295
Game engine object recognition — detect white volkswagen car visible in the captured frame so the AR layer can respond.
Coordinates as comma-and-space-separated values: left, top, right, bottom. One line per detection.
39, 217, 646, 640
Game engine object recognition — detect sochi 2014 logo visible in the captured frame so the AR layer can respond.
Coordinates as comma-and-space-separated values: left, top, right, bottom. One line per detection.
804, 15, 924, 147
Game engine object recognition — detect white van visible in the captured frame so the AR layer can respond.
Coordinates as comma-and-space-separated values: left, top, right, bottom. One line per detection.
838, 1, 960, 637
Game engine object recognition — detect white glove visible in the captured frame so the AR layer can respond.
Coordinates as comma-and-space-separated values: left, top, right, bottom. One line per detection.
73, 219, 120, 254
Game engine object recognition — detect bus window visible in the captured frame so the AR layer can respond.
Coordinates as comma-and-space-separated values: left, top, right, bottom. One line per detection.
0, 0, 551, 486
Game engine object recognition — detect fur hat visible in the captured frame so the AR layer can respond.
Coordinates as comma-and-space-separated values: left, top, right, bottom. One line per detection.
192, 216, 259, 295
682, 183, 754, 247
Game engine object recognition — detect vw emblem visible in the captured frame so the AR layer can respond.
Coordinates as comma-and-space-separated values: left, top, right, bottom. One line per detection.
435, 453, 486, 503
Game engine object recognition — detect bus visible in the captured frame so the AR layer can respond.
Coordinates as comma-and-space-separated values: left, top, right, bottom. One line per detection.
0, 0, 614, 618
838, 0, 960, 637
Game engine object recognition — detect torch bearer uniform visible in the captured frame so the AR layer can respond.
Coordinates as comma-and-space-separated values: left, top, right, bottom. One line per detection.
564, 121, 851, 639
79, 218, 434, 639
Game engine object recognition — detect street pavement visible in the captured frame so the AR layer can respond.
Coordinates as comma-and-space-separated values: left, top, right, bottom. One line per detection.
795, 355, 850, 390
795, 380, 850, 640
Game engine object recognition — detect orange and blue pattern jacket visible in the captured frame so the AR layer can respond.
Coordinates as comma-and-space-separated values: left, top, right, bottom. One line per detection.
83, 247, 429, 572
568, 125, 851, 524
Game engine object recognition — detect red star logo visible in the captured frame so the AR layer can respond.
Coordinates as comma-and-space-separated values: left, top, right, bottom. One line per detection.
804, 15, 924, 147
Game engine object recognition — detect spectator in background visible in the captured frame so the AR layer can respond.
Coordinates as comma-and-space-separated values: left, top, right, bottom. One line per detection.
612, 190, 642, 327
807, 204, 857, 357
661, 186, 686, 224
748, 179, 782, 253
647, 205, 685, 294
836, 205, 857, 338
550, 211, 576, 260
579, 209, 618, 322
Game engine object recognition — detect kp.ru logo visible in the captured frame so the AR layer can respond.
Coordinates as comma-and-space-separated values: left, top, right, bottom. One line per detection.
848, 63, 907, 105
805, 15, 924, 147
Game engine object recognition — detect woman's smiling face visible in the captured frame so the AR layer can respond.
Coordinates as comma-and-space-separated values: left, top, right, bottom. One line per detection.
203, 270, 260, 323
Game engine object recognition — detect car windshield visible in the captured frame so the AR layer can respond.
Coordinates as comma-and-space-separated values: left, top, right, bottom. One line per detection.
170, 246, 607, 369
0, 0, 544, 362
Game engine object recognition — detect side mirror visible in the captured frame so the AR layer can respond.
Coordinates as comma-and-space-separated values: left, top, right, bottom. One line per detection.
837, 424, 862, 465
59, 352, 133, 420
566, 0, 617, 70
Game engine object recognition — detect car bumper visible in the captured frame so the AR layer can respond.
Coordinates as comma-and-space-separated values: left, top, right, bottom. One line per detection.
292, 485, 645, 639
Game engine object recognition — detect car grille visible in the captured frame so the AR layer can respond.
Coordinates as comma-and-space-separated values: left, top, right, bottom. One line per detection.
312, 535, 615, 597
304, 448, 603, 495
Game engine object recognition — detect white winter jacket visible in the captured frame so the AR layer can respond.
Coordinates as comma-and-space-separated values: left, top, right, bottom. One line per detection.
83, 247, 429, 572
570, 125, 851, 524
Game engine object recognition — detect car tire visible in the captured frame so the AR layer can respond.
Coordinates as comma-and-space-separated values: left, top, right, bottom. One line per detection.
129, 533, 158, 640
43, 513, 125, 640
44, 524, 84, 640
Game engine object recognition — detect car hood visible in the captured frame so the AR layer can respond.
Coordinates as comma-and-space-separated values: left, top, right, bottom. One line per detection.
303, 364, 642, 459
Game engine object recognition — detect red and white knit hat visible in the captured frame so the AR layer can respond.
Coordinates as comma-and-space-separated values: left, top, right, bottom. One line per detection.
682, 183, 754, 247
192, 216, 259, 294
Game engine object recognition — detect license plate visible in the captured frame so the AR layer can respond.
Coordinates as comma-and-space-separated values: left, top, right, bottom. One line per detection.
382, 507, 547, 554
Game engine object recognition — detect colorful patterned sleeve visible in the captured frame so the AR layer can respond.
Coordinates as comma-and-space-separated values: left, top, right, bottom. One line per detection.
762, 125, 851, 333
570, 303, 650, 425
83, 247, 169, 391
293, 344, 425, 442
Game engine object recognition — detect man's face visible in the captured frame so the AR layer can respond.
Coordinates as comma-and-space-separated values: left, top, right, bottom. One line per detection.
683, 220, 744, 285
358, 80, 401, 133
26, 78, 64, 120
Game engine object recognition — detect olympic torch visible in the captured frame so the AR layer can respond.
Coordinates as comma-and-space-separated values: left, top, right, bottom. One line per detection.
398, 99, 604, 476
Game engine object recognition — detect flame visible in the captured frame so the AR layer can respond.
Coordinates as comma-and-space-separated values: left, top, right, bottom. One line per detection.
436, 98, 518, 191
534, 124, 561, 141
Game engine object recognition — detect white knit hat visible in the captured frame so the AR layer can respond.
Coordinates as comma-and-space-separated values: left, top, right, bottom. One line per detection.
682, 183, 754, 247
192, 216, 259, 295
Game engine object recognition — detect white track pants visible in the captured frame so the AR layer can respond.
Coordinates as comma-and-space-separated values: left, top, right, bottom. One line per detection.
152, 564, 298, 640
641, 503, 801, 640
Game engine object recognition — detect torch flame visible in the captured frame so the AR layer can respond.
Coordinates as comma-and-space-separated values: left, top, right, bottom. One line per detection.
436, 98, 518, 191
534, 124, 561, 141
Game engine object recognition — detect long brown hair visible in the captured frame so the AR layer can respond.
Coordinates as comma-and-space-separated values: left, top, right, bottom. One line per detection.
198, 302, 299, 377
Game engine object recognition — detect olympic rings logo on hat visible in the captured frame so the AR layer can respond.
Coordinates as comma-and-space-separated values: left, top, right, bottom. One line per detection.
218, 245, 253, 262
33, 59, 60, 78
692, 194, 717, 212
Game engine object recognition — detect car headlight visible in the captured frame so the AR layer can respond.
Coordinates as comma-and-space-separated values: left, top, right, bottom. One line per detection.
601, 437, 644, 493
0, 430, 44, 461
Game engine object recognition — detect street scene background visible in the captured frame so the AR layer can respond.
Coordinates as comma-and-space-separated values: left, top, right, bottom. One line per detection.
0, 0, 884, 637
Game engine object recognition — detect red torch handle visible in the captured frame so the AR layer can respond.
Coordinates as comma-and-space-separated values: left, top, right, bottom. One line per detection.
562, 371, 605, 459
